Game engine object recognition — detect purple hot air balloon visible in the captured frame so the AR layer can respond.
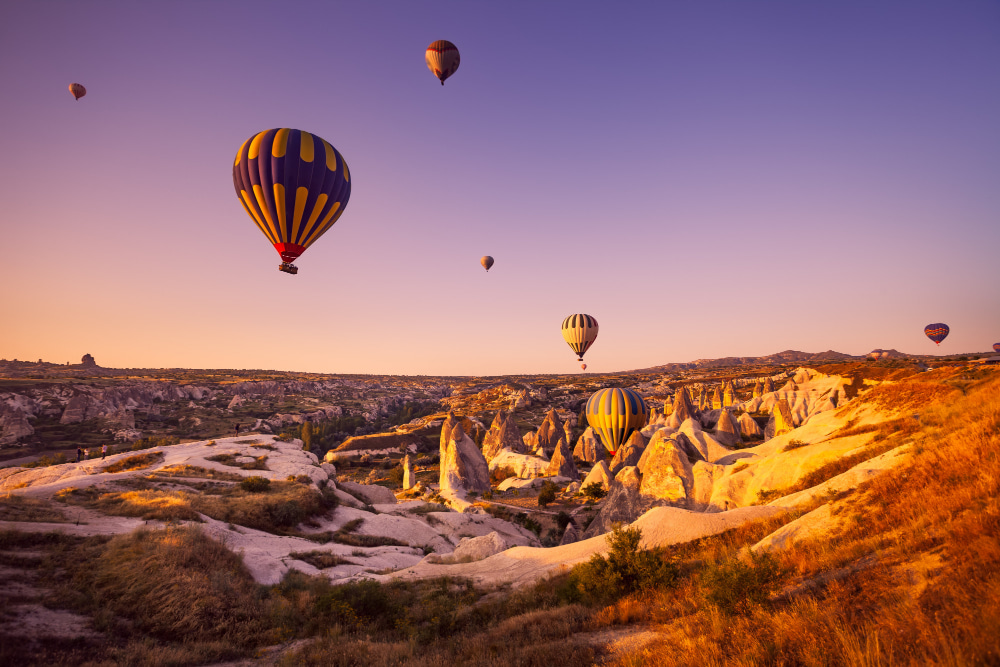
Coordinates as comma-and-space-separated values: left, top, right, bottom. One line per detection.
993, 343, 1000, 353
924, 323, 949, 346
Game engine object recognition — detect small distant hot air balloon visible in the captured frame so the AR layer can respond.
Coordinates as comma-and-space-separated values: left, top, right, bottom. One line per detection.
562, 314, 598, 362
426, 40, 460, 85
580, 363, 587, 371
993, 343, 1000, 353
924, 323, 949, 346
586, 387, 648, 456
233, 128, 351, 274
480, 256, 494, 272
68, 83, 86, 100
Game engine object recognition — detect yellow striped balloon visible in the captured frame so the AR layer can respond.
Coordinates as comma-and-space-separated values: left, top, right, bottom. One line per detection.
586, 387, 648, 455
562, 314, 598, 361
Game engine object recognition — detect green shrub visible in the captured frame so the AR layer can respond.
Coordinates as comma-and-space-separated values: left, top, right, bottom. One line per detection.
537, 481, 559, 507
701, 550, 786, 615
490, 466, 517, 484
240, 476, 271, 493
565, 525, 677, 604
581, 482, 607, 500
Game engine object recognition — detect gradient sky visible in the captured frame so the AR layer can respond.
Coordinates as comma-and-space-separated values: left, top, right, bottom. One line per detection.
1, 0, 998, 375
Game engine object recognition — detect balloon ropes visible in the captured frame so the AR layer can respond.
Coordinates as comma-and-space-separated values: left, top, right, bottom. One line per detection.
425, 40, 460, 85
233, 129, 351, 275
562, 314, 598, 362
924, 323, 949, 346
481, 256, 494, 272
69, 83, 86, 100
585, 387, 648, 456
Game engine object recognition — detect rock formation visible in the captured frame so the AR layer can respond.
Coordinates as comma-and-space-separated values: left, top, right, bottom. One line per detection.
723, 381, 735, 407
581, 460, 613, 491
638, 433, 694, 504
572, 427, 607, 463
714, 410, 742, 447
738, 413, 763, 439
711, 387, 723, 410
582, 466, 644, 539
80, 354, 96, 367
546, 436, 579, 480
403, 454, 416, 490
0, 405, 33, 446
765, 399, 795, 441
559, 522, 579, 546
534, 409, 564, 458
666, 386, 697, 428
481, 410, 525, 463
763, 377, 775, 394
609, 431, 645, 476
753, 381, 764, 399
439, 422, 490, 496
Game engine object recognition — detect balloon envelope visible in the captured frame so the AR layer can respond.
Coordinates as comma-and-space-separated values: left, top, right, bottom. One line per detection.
993, 343, 1000, 353
924, 323, 949, 345
68, 83, 86, 100
480, 255, 494, 272
580, 363, 587, 371
586, 387, 648, 455
425, 40, 460, 85
232, 129, 351, 268
562, 314, 598, 361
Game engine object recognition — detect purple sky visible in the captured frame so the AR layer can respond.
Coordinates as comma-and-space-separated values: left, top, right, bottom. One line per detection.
1, 1, 998, 375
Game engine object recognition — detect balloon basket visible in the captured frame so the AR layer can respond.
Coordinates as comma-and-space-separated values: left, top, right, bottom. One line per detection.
278, 262, 299, 275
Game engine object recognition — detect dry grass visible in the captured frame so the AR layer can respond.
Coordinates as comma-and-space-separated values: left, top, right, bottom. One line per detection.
206, 453, 269, 470
288, 550, 357, 569
101, 451, 165, 474
604, 368, 1000, 666
0, 494, 67, 522
150, 464, 243, 481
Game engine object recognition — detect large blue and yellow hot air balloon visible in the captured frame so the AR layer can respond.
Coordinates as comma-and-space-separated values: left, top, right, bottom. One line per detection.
562, 314, 598, 362
924, 323, 949, 346
233, 129, 351, 274
586, 387, 648, 456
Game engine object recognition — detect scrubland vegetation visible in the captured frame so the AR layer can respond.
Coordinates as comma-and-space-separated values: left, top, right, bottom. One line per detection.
1, 364, 997, 665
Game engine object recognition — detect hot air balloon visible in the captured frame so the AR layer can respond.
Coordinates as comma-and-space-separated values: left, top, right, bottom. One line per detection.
585, 387, 648, 456
580, 363, 587, 371
924, 323, 949, 346
233, 129, 351, 274
481, 256, 494, 272
68, 83, 86, 100
562, 314, 598, 362
993, 343, 1000, 353
426, 40, 460, 85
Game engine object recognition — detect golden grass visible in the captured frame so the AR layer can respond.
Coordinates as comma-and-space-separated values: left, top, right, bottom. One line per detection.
101, 451, 165, 474
0, 494, 67, 522
604, 368, 1000, 666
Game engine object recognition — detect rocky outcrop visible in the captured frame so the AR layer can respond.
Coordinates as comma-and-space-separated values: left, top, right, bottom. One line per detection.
753, 381, 764, 399
445, 531, 513, 563
678, 418, 732, 463
481, 410, 525, 463
739, 413, 763, 439
403, 454, 416, 490
534, 409, 564, 458
439, 423, 490, 497
765, 399, 795, 441
638, 433, 694, 505
0, 405, 33, 446
488, 450, 549, 479
723, 382, 735, 407
546, 436, 579, 480
572, 427, 607, 463
563, 421, 574, 448
581, 460, 613, 491
582, 466, 644, 539
666, 387, 696, 429
714, 410, 741, 447
609, 431, 645, 476
763, 377, 775, 394
80, 354, 96, 368
559, 523, 580, 546
337, 480, 397, 505
711, 387, 723, 410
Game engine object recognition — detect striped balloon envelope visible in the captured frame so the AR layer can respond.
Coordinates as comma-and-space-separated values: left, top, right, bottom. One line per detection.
585, 387, 648, 456
68, 83, 86, 100
562, 314, 598, 361
993, 343, 1000, 353
425, 40, 460, 85
924, 323, 949, 346
233, 129, 351, 274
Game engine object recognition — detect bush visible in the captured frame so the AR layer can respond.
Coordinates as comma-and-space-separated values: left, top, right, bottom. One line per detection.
537, 481, 559, 507
701, 550, 786, 615
240, 476, 271, 493
490, 466, 516, 484
556, 511, 572, 531
565, 525, 677, 604
581, 482, 607, 500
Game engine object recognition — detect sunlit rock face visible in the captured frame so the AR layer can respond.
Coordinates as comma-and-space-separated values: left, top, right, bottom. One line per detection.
546, 436, 579, 480
581, 460, 613, 491
481, 410, 525, 463
534, 409, 564, 458
739, 412, 763, 439
714, 410, 742, 447
609, 431, 646, 477
439, 423, 490, 496
765, 399, 795, 441
573, 427, 607, 463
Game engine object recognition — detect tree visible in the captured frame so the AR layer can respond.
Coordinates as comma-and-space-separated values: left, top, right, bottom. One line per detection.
301, 421, 313, 451
537, 481, 558, 507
